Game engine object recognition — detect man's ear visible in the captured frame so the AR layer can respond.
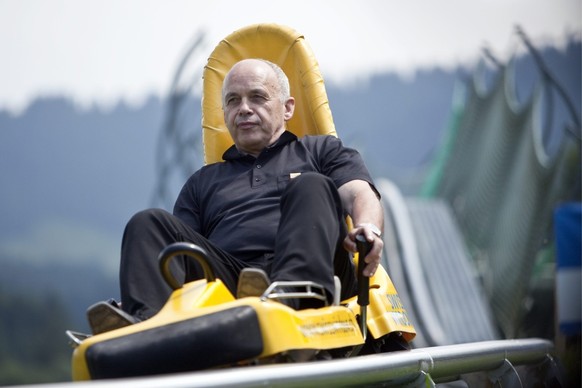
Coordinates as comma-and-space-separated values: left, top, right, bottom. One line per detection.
284, 97, 295, 121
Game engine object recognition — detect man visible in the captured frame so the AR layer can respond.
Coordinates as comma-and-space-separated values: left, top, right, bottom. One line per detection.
88, 59, 384, 334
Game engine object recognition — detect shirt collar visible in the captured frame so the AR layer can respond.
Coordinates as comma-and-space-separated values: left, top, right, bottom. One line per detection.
222, 131, 298, 161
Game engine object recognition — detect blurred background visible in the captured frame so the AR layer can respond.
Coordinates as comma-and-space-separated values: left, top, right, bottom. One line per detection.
0, 0, 580, 385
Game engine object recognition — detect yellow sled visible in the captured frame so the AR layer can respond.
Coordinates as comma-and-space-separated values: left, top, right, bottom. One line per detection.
67, 23, 415, 380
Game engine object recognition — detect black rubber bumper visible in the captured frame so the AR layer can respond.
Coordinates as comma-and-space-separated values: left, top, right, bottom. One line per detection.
86, 306, 263, 379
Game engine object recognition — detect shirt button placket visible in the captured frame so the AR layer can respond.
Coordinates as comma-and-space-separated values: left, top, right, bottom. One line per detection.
253, 163, 263, 186
252, 158, 265, 187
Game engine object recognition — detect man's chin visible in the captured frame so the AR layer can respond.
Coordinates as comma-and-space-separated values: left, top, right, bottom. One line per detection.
236, 138, 264, 155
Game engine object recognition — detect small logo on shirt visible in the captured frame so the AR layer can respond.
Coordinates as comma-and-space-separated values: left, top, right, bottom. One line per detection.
290, 172, 302, 179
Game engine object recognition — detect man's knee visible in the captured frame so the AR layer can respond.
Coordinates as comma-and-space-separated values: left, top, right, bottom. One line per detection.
127, 208, 169, 227
124, 209, 174, 238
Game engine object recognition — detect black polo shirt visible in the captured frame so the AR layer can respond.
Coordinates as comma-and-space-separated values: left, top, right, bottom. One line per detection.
173, 131, 376, 263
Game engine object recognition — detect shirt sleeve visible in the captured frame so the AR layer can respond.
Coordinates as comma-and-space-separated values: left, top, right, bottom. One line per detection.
306, 136, 375, 188
173, 172, 202, 233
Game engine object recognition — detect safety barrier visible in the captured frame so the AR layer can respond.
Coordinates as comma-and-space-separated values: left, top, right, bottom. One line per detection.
18, 338, 559, 387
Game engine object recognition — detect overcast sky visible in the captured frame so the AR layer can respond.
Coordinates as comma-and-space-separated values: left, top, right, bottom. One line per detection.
1, 0, 580, 113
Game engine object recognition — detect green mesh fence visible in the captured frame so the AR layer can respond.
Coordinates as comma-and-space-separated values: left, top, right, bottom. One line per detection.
424, 62, 581, 338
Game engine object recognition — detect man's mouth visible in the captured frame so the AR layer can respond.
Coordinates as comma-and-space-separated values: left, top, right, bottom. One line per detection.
237, 121, 257, 130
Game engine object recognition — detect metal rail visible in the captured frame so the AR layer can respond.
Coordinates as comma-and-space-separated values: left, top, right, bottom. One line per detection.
378, 178, 449, 346
19, 338, 559, 387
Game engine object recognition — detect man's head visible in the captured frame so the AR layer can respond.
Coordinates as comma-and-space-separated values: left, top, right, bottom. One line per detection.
222, 59, 295, 157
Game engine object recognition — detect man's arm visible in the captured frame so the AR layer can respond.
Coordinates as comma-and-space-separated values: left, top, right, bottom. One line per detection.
338, 179, 384, 277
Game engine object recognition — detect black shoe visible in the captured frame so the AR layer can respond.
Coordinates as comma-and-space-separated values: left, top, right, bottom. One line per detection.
87, 301, 138, 335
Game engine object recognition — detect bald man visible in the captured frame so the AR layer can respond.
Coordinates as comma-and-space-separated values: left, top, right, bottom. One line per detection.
87, 59, 384, 334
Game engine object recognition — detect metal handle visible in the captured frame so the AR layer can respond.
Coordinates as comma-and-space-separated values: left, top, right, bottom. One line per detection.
158, 242, 216, 290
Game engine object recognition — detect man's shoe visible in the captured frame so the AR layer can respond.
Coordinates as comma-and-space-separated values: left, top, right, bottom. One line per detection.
237, 268, 271, 298
87, 301, 138, 335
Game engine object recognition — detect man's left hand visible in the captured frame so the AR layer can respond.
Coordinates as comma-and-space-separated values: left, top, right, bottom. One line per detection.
343, 224, 383, 277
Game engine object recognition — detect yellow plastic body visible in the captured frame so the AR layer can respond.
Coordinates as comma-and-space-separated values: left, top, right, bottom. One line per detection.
72, 279, 364, 381
72, 266, 415, 380
71, 23, 416, 381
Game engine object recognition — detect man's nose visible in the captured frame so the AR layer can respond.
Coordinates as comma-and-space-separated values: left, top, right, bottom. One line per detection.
238, 98, 252, 114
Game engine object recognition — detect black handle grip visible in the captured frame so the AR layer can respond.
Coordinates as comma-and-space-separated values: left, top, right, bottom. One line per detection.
356, 234, 371, 306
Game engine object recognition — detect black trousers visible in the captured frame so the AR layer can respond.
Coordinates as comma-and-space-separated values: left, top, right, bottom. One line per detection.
119, 172, 357, 320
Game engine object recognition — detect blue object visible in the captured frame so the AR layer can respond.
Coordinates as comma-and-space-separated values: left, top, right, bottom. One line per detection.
554, 202, 581, 336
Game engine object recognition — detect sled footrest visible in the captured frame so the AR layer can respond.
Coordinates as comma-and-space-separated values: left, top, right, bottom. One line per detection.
262, 280, 328, 306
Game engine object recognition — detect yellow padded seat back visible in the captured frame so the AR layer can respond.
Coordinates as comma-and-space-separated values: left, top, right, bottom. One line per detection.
202, 23, 337, 165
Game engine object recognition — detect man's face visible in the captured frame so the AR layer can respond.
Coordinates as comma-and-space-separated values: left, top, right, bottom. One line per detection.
222, 60, 294, 157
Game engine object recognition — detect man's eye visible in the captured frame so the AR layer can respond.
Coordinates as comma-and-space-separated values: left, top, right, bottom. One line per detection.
251, 94, 267, 102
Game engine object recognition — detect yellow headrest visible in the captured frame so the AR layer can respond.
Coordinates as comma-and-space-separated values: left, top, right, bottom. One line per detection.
202, 23, 337, 165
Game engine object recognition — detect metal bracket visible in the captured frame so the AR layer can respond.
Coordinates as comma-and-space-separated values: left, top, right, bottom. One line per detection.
65, 330, 91, 348
403, 371, 436, 388
524, 354, 564, 387
488, 358, 522, 387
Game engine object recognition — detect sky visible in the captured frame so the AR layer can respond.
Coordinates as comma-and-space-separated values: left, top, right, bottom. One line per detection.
0, 0, 580, 114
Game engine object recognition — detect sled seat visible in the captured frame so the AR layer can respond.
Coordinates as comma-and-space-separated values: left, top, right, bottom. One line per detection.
201, 24, 415, 342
